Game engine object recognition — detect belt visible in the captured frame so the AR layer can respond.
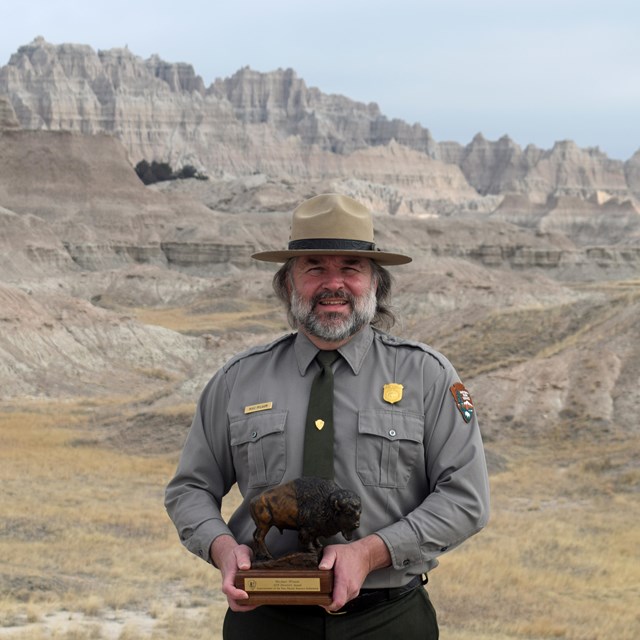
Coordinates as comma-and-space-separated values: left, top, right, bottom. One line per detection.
328, 575, 424, 615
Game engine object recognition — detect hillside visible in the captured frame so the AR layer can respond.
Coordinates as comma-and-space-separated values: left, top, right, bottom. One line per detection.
0, 119, 637, 442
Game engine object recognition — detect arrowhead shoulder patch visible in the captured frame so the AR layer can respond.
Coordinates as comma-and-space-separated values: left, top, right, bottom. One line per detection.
450, 383, 474, 423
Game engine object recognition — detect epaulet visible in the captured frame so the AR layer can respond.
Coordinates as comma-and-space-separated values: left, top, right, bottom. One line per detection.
374, 330, 449, 370
223, 333, 296, 373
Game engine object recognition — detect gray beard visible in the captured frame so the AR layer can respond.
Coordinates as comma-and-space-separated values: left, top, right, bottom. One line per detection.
290, 288, 377, 343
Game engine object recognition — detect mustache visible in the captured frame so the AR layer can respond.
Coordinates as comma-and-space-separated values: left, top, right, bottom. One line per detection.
313, 290, 352, 304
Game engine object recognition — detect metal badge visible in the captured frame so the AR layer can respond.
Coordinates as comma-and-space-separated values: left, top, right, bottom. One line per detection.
383, 383, 404, 404
315, 419, 325, 430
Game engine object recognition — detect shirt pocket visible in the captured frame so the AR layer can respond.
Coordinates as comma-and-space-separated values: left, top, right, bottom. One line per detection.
229, 411, 287, 488
356, 410, 424, 488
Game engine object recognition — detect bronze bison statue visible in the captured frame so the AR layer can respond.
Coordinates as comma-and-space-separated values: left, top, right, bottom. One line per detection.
249, 477, 362, 560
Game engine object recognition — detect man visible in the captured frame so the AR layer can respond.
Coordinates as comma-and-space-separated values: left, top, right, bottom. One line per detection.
165, 194, 490, 639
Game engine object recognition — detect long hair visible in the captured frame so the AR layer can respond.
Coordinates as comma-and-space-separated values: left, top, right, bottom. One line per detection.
272, 258, 396, 330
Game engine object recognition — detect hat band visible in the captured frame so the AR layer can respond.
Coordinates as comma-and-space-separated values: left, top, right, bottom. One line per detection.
288, 238, 376, 251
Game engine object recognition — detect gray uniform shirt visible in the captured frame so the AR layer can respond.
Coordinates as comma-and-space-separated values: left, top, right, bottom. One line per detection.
165, 325, 490, 588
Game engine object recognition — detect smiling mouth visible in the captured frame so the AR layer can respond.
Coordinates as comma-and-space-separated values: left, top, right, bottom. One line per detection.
318, 299, 348, 306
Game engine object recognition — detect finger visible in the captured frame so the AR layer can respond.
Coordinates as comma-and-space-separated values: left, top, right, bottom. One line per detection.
326, 591, 347, 612
235, 546, 252, 570
318, 546, 337, 570
224, 578, 257, 612
222, 578, 250, 602
328, 574, 350, 611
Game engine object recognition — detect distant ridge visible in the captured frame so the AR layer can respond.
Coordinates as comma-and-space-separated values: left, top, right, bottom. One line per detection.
1, 37, 639, 207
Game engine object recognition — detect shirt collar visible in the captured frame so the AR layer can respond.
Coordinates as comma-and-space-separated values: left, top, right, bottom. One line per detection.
294, 325, 374, 376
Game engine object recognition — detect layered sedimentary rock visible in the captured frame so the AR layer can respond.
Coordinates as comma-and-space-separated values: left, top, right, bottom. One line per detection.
213, 65, 437, 155
0, 95, 19, 129
1, 124, 638, 285
2, 37, 639, 208
0, 281, 208, 397
438, 135, 630, 201
0, 39, 437, 179
0, 129, 256, 273
0, 53, 638, 444
1, 38, 639, 267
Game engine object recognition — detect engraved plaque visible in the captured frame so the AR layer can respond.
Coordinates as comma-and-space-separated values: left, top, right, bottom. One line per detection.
235, 569, 332, 606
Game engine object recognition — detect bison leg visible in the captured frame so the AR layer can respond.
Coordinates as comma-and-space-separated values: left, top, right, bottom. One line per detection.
250, 497, 274, 560
252, 523, 273, 560
298, 528, 322, 554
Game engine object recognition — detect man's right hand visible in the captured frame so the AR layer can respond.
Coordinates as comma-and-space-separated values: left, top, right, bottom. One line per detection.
210, 534, 257, 611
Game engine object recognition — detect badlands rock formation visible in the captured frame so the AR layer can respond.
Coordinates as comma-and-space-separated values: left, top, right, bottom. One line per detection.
2, 38, 639, 250
0, 121, 637, 442
0, 37, 638, 449
2, 38, 640, 209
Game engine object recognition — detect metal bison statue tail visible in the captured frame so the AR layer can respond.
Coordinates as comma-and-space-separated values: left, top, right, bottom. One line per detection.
249, 477, 362, 561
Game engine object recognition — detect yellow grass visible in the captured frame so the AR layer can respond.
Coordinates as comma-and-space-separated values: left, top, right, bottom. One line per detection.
128, 303, 286, 335
0, 405, 225, 638
1, 404, 638, 639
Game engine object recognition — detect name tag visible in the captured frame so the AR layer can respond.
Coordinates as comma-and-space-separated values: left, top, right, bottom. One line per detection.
244, 402, 273, 414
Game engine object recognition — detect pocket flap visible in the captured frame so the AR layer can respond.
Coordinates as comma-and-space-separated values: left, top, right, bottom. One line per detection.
230, 411, 287, 446
358, 410, 424, 444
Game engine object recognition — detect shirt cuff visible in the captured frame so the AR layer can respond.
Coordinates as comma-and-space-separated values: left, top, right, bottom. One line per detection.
181, 517, 233, 564
375, 520, 423, 570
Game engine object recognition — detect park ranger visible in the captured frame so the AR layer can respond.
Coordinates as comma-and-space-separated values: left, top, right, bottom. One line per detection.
165, 193, 490, 639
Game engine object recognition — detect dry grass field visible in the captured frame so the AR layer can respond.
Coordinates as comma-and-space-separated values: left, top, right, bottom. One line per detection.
0, 403, 227, 639
1, 280, 639, 639
1, 399, 638, 639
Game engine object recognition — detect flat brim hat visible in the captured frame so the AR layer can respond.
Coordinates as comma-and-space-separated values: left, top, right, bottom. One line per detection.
251, 194, 412, 265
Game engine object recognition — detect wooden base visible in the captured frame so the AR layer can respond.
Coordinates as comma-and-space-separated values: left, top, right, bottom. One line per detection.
234, 569, 333, 606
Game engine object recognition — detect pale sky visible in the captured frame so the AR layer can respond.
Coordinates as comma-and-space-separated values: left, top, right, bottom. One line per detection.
2, 0, 639, 160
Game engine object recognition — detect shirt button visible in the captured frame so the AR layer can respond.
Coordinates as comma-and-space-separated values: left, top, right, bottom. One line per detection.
440, 546, 449, 552
251, 431, 258, 439
402, 559, 410, 567
389, 429, 397, 437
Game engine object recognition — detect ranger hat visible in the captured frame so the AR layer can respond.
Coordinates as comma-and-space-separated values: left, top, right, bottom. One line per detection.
251, 194, 412, 265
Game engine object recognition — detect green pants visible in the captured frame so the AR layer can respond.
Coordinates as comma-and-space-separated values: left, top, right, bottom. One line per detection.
223, 587, 438, 640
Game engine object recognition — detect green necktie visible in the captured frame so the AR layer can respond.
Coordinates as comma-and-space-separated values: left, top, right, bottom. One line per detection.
302, 350, 339, 480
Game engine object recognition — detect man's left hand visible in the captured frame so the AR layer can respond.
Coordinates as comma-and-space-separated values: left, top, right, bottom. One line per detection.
319, 534, 391, 612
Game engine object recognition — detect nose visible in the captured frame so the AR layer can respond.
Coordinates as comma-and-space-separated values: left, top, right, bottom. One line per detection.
320, 267, 345, 291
